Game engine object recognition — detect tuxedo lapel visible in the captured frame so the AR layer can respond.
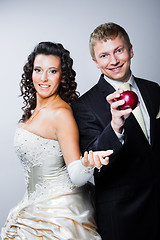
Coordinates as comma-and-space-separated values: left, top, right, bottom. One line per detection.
94, 75, 115, 126
80, 75, 115, 129
135, 77, 155, 145
97, 75, 116, 94
135, 77, 154, 118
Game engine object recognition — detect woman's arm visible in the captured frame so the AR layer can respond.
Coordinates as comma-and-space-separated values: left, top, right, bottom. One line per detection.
53, 107, 113, 186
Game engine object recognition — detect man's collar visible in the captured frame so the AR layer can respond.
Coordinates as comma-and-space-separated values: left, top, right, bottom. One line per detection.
103, 73, 135, 90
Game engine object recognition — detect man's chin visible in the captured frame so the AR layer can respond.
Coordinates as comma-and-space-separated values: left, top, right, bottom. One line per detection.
104, 74, 124, 81
104, 72, 131, 82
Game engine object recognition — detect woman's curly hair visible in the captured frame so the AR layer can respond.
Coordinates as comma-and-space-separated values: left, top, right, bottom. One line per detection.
20, 41, 79, 122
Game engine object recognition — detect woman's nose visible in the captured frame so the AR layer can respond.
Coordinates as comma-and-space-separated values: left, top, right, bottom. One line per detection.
41, 71, 48, 82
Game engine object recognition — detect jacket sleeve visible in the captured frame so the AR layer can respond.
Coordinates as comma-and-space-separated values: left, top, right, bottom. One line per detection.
72, 99, 122, 157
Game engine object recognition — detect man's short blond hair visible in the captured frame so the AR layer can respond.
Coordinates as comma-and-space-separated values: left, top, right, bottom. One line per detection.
89, 22, 131, 59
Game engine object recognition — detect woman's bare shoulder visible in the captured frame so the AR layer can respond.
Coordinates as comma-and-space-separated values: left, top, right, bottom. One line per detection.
47, 99, 74, 126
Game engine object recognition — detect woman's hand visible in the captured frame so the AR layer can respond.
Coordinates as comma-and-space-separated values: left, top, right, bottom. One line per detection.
81, 150, 113, 168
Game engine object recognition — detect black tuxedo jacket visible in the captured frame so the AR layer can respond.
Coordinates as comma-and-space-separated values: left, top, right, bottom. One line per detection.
72, 75, 160, 240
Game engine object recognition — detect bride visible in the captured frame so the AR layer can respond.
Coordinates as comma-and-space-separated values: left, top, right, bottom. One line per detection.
1, 42, 113, 239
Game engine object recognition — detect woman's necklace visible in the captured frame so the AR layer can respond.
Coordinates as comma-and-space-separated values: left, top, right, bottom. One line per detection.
29, 98, 55, 122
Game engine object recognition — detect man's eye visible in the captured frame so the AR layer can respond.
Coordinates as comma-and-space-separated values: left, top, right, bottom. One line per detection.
101, 54, 107, 58
116, 48, 122, 53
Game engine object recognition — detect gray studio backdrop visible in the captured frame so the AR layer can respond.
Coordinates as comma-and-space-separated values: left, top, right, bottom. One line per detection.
0, 0, 159, 231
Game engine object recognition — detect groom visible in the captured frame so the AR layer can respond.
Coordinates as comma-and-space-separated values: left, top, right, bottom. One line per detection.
72, 22, 160, 240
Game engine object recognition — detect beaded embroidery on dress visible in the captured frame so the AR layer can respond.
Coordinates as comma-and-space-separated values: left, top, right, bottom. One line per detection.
1, 128, 101, 240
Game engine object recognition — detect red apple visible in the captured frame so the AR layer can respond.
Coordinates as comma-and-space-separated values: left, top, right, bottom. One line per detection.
118, 90, 138, 110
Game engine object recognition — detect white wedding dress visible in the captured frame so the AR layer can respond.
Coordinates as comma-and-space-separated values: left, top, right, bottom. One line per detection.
1, 128, 101, 240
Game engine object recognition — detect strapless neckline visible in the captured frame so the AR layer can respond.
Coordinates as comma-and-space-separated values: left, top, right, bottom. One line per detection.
17, 127, 58, 143
1, 126, 101, 240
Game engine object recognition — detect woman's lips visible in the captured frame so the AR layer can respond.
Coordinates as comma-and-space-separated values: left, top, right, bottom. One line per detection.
39, 84, 50, 89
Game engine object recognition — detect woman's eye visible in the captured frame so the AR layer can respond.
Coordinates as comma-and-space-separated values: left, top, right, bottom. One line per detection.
34, 68, 41, 73
49, 69, 57, 74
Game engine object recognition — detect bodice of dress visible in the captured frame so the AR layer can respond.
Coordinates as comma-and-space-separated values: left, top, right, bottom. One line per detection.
1, 128, 101, 240
14, 128, 75, 199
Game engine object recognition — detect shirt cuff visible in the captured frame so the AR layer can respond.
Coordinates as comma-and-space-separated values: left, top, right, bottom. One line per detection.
114, 128, 125, 144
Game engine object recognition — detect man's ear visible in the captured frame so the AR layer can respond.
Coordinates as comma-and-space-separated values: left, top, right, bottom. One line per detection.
92, 58, 100, 69
129, 44, 134, 59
